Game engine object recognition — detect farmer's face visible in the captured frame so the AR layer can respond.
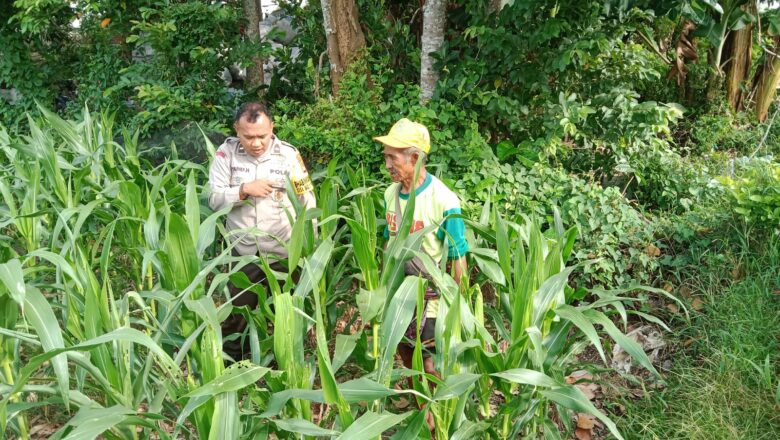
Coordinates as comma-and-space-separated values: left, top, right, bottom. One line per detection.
234, 113, 274, 157
383, 145, 415, 183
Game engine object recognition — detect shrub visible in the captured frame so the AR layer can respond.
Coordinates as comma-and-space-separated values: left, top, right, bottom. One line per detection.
717, 158, 780, 229
455, 156, 659, 286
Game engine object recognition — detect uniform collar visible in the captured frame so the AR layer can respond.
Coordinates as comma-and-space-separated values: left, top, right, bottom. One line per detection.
241, 135, 280, 163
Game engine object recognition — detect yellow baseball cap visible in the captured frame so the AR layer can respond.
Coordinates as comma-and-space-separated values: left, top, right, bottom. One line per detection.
373, 118, 431, 154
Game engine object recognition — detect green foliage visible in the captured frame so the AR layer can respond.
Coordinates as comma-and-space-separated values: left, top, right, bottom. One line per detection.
686, 111, 780, 156
619, 232, 780, 440
457, 158, 660, 286
717, 159, 780, 227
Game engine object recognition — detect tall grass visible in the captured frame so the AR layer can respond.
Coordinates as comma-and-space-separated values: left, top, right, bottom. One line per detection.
619, 232, 780, 440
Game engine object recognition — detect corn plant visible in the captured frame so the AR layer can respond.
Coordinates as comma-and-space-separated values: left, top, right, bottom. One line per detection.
0, 108, 679, 439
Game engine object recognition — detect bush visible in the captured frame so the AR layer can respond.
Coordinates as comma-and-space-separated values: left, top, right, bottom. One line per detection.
717, 158, 780, 229
455, 156, 659, 286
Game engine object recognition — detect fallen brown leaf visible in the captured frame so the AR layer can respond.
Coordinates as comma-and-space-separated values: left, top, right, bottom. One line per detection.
576, 413, 596, 430
565, 370, 593, 384
575, 382, 600, 401
691, 297, 704, 311
730, 264, 744, 280
683, 337, 697, 347
666, 303, 680, 314
575, 427, 593, 440
646, 244, 662, 257
662, 282, 674, 293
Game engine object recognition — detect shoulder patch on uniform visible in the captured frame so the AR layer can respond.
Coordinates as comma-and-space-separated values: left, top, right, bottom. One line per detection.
216, 150, 226, 158
277, 139, 299, 152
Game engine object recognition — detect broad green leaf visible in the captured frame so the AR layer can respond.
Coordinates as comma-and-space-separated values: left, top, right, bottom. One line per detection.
450, 420, 490, 440
22, 286, 70, 409
2, 327, 179, 408
390, 408, 428, 440
274, 418, 340, 437
336, 411, 411, 440
184, 362, 270, 397
310, 258, 354, 429
59, 405, 134, 440
554, 304, 606, 364
583, 309, 660, 377
295, 237, 334, 298
491, 369, 560, 388
356, 286, 386, 323
378, 276, 421, 383
162, 213, 199, 292
185, 170, 200, 245
260, 389, 324, 418
209, 391, 239, 440
432, 373, 481, 401
0, 258, 25, 306
333, 332, 361, 373
471, 251, 506, 286
541, 386, 623, 440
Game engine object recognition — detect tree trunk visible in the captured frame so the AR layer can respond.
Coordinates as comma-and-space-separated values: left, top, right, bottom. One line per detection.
723, 4, 754, 111
488, 0, 502, 14
420, 0, 446, 103
753, 37, 780, 122
242, 0, 264, 94
321, 0, 366, 95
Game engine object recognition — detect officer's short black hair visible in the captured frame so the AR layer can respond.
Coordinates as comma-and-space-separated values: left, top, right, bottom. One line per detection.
234, 102, 272, 124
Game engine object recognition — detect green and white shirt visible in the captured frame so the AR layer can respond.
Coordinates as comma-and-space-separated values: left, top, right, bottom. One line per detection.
383, 173, 469, 263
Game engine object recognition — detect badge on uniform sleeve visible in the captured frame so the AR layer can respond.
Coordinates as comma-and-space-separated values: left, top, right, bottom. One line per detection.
293, 175, 313, 195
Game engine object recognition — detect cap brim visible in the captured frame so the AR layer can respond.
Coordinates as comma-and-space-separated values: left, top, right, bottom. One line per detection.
373, 134, 414, 149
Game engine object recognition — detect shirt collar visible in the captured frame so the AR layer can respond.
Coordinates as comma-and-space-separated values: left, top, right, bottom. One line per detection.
399, 173, 432, 200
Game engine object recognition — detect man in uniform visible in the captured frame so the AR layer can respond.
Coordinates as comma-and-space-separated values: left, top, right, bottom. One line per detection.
208, 102, 315, 360
375, 118, 469, 425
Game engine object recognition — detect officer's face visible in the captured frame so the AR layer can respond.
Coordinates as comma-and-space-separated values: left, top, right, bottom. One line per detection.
234, 114, 274, 157
383, 145, 416, 183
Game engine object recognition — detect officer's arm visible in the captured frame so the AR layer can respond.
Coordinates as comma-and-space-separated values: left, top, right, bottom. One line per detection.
289, 151, 316, 210
208, 149, 240, 211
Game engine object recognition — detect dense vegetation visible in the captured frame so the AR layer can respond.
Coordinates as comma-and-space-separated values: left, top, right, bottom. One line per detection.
1, 0, 778, 439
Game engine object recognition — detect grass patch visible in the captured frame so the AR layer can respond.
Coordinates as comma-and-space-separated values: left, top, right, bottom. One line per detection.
619, 233, 780, 439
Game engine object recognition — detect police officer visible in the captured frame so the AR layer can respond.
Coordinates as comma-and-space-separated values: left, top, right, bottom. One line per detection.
208, 102, 315, 360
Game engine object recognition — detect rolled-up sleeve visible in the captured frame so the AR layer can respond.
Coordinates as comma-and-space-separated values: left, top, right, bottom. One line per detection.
208, 147, 240, 211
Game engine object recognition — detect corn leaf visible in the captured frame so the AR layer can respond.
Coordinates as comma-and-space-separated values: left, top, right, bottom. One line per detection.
274, 418, 340, 437
0, 258, 26, 307
540, 386, 624, 440
378, 276, 421, 383
209, 391, 239, 440
583, 309, 661, 377
21, 286, 70, 410
184, 362, 270, 398
58, 405, 135, 440
491, 369, 560, 388
432, 373, 481, 401
335, 411, 411, 440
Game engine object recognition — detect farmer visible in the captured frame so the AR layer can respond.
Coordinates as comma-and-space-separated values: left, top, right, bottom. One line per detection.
375, 118, 469, 413
208, 102, 316, 360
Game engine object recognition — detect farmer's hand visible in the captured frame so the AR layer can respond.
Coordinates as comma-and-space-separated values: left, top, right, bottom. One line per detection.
240, 179, 274, 199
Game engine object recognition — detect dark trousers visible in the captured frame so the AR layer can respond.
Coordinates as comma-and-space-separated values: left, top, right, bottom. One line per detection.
221, 252, 287, 361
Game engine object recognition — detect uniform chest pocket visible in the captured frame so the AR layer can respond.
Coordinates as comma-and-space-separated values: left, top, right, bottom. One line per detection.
229, 166, 253, 186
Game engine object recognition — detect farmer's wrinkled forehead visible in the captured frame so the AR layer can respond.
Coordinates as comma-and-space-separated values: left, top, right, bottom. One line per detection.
383, 145, 408, 158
